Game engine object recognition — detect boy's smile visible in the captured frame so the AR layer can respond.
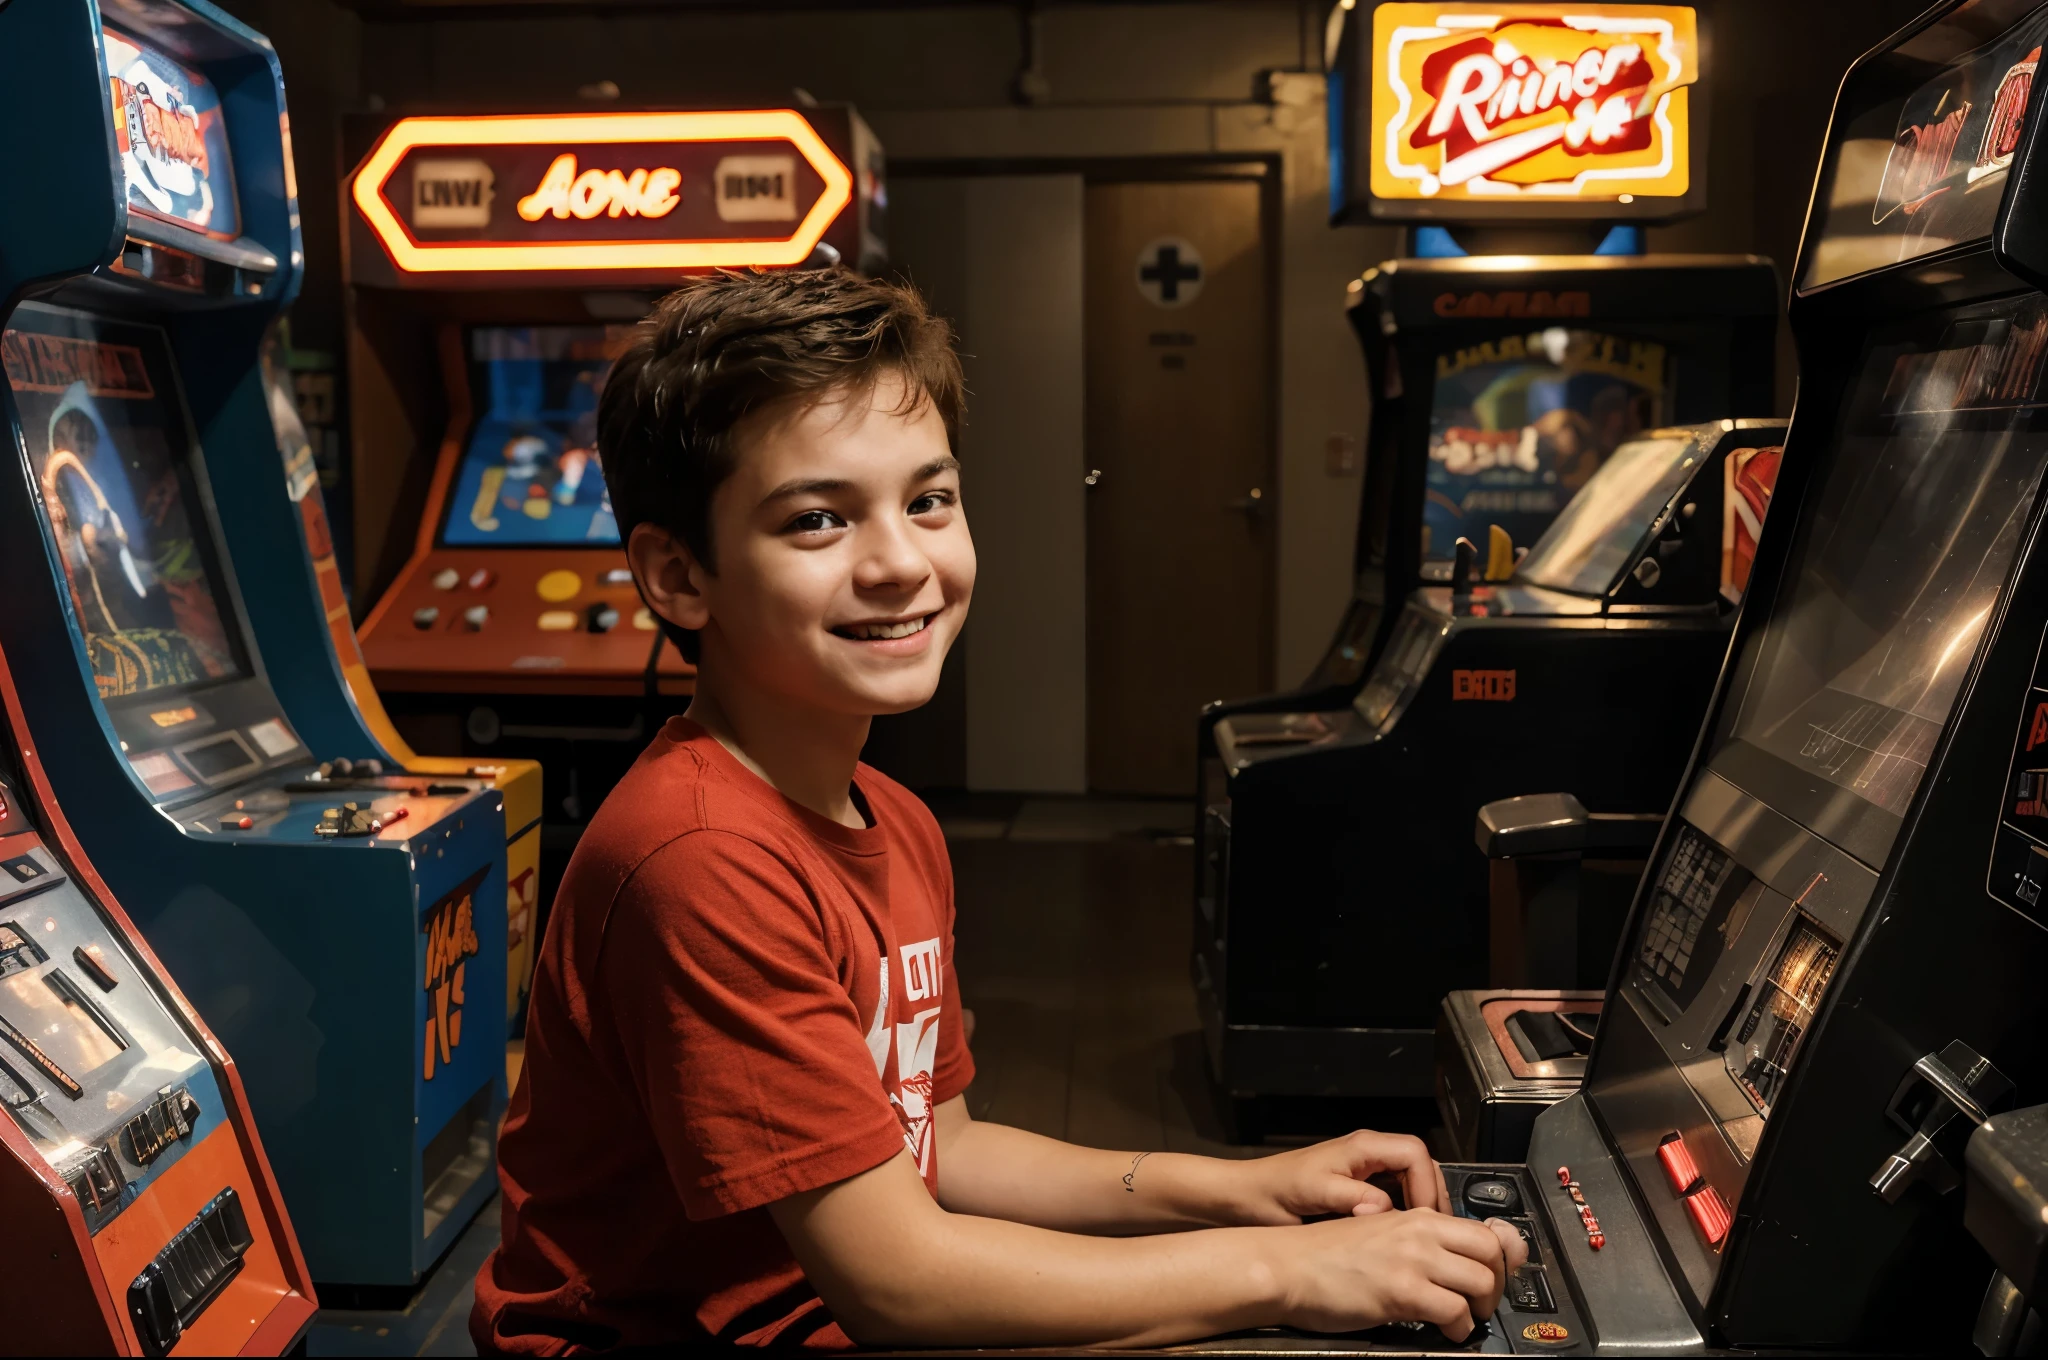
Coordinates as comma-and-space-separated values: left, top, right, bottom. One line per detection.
830, 612, 937, 648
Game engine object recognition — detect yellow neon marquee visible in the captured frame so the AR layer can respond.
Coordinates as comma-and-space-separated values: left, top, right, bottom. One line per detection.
1369, 4, 1697, 204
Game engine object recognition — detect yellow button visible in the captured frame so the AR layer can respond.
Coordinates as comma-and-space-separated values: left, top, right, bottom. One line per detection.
633, 607, 658, 631
538, 610, 578, 632
536, 569, 582, 602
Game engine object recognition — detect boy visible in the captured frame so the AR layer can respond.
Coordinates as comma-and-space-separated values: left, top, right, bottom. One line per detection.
472, 270, 1524, 1352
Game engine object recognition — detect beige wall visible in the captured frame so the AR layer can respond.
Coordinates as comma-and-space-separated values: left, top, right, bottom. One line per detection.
893, 176, 1092, 793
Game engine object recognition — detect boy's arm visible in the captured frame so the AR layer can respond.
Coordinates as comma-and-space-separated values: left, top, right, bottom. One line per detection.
769, 1147, 1523, 1347
931, 1096, 1450, 1233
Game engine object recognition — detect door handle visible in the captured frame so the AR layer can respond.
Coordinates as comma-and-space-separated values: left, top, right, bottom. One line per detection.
1228, 487, 1265, 515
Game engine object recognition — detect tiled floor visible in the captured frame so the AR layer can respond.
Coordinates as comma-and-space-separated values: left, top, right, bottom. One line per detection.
307, 798, 1267, 1354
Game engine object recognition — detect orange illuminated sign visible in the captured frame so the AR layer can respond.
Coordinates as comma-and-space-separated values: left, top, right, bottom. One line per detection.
1452, 668, 1517, 700
1370, 4, 1696, 205
351, 111, 853, 274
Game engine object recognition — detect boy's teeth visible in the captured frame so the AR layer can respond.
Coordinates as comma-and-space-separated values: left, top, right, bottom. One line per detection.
845, 617, 927, 641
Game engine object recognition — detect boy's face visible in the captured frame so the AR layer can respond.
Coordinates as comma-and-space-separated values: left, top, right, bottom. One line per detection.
643, 371, 974, 717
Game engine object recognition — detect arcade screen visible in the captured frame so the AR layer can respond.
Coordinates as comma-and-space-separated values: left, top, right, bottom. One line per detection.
1720, 298, 2048, 867
1, 305, 250, 701
1426, 328, 1668, 561
440, 326, 627, 548
1516, 430, 1698, 596
101, 25, 239, 240
1801, 1, 2048, 291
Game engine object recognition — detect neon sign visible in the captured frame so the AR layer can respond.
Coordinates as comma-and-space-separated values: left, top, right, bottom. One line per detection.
516, 154, 682, 222
1369, 4, 1697, 204
351, 111, 853, 273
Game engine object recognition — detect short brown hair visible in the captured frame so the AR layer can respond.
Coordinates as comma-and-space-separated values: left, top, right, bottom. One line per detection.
599, 268, 963, 661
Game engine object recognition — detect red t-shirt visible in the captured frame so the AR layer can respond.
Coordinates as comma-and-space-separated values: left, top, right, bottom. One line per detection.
472, 718, 974, 1352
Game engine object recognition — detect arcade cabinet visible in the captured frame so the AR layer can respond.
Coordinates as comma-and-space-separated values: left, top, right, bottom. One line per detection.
1199, 1, 1777, 755
1344, 1, 2048, 1348
256, 336, 546, 1025
1201, 420, 1781, 1126
0, 0, 510, 1291
342, 105, 885, 914
0, 643, 315, 1354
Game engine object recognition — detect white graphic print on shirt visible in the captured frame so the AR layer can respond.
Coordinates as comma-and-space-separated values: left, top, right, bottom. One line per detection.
864, 938, 945, 1176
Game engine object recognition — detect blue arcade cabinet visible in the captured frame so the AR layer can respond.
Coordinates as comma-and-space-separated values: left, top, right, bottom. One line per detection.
0, 0, 510, 1291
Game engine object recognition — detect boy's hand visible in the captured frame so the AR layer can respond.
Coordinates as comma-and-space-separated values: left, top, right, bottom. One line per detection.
1229, 1130, 1451, 1224
1273, 1210, 1527, 1340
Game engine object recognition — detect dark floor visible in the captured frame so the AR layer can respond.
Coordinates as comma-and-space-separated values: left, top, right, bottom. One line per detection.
307, 795, 1373, 1355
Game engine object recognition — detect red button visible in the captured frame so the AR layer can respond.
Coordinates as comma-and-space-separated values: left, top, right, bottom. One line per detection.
1657, 1132, 1704, 1196
1557, 1166, 1572, 1185
1684, 1184, 1732, 1245
468, 568, 497, 591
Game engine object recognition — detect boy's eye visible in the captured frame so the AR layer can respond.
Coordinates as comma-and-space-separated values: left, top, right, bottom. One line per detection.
909, 490, 957, 516
786, 509, 846, 534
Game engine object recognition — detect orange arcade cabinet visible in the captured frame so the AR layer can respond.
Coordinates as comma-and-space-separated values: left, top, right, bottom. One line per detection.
342, 105, 885, 909
0, 639, 315, 1351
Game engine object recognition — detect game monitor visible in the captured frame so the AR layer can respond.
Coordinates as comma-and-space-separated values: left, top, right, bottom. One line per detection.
8, 309, 253, 708
1422, 323, 1670, 562
442, 326, 623, 549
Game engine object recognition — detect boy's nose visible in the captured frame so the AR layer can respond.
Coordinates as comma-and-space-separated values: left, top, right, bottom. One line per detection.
852, 521, 931, 592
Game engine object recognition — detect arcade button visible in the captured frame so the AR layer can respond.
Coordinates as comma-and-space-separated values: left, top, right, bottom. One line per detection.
463, 605, 490, 631
431, 568, 461, 591
72, 944, 117, 991
1464, 1177, 1522, 1215
467, 568, 497, 591
587, 603, 620, 634
633, 607, 658, 631
1505, 1217, 1541, 1263
538, 611, 577, 632
314, 803, 381, 838
602, 568, 635, 586
537, 569, 582, 602
413, 606, 440, 630
1506, 1266, 1555, 1313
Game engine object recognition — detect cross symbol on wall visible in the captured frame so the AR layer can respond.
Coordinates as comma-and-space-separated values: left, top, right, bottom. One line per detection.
1140, 244, 1202, 302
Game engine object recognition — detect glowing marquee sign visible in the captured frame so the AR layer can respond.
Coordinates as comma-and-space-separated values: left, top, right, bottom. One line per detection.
351, 111, 853, 273
1369, 4, 1697, 204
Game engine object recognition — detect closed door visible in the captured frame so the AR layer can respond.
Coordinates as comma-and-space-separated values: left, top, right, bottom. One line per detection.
1085, 179, 1273, 795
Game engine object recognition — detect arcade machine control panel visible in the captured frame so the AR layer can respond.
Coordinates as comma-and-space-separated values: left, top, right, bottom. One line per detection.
0, 756, 311, 1355
362, 552, 675, 694
1439, 1165, 1588, 1353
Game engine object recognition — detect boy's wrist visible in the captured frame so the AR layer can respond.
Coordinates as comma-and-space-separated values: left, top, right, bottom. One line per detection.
1133, 1152, 1272, 1227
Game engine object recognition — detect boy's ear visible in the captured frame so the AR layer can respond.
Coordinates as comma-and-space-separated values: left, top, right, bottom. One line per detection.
627, 522, 712, 635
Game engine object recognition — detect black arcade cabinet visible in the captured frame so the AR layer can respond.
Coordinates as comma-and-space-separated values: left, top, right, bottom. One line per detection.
1201, 420, 1781, 1127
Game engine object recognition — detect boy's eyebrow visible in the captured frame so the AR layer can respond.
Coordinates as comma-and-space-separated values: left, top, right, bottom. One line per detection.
759, 458, 962, 505
760, 477, 853, 504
